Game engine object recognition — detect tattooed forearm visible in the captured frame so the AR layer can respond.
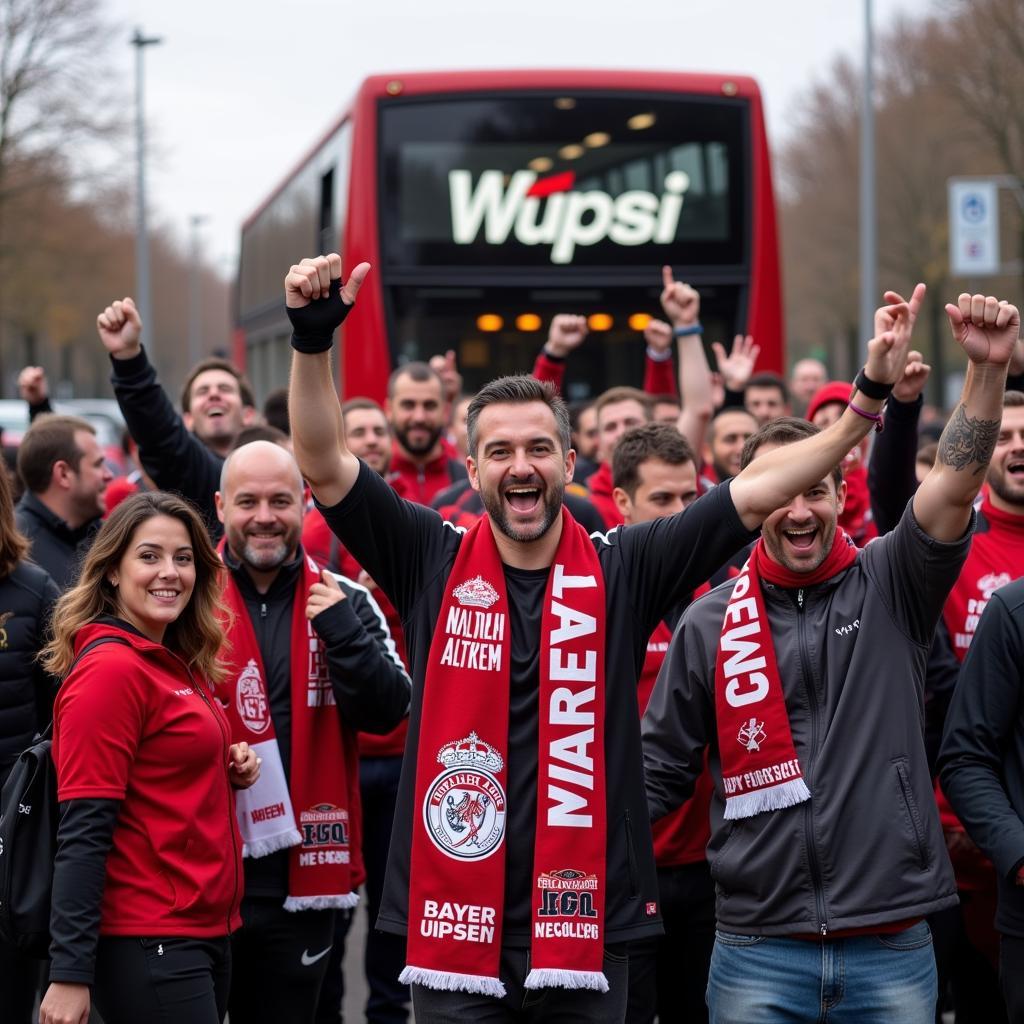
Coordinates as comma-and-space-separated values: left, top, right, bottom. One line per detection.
937, 404, 1000, 474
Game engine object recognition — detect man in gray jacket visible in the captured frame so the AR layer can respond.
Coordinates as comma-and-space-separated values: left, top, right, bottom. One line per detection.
643, 288, 1019, 1023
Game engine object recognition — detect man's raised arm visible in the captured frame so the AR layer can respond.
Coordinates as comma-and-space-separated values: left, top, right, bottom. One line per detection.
729, 286, 923, 530
912, 293, 1019, 541
286, 254, 369, 507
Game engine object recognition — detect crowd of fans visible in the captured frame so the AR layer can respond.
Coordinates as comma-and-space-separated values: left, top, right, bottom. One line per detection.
0, 259, 1023, 1024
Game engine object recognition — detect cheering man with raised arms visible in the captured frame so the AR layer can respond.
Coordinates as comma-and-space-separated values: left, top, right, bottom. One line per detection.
643, 290, 1019, 1024
286, 253, 918, 1024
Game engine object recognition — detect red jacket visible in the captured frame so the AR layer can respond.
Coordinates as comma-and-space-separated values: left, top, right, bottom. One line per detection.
531, 349, 676, 397
639, 619, 713, 867
386, 443, 465, 506
52, 622, 243, 936
586, 462, 624, 530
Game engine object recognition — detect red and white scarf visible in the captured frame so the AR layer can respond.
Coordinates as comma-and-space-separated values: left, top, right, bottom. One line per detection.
716, 532, 857, 819
218, 552, 361, 910
400, 509, 607, 997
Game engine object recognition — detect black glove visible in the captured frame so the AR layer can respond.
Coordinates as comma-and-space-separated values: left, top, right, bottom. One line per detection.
286, 278, 354, 353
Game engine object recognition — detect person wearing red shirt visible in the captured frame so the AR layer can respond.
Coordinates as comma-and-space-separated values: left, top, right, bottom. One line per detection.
39, 491, 259, 1024
385, 363, 466, 505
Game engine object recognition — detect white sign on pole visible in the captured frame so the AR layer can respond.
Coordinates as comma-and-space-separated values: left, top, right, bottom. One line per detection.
949, 179, 1000, 276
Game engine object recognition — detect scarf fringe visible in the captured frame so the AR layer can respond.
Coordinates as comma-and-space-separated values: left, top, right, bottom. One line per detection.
524, 968, 609, 992
242, 828, 303, 859
399, 966, 507, 998
283, 892, 359, 912
724, 778, 811, 820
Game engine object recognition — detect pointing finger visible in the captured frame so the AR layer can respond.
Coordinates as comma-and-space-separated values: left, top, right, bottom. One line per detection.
661, 265, 674, 289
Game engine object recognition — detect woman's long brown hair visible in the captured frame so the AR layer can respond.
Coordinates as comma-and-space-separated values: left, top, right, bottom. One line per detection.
0, 465, 29, 579
41, 491, 230, 681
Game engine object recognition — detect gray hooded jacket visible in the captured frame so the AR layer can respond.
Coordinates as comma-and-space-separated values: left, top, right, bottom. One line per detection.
642, 502, 972, 936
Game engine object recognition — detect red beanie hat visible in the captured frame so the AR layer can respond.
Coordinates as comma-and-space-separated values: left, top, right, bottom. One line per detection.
806, 381, 853, 424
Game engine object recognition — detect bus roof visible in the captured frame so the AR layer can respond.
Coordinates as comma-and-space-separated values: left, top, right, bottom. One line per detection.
240, 68, 764, 232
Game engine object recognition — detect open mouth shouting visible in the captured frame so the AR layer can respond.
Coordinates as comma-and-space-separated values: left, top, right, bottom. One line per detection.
781, 525, 819, 554
503, 482, 543, 517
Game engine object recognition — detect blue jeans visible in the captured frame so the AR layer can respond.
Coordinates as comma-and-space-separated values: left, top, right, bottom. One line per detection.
707, 922, 937, 1023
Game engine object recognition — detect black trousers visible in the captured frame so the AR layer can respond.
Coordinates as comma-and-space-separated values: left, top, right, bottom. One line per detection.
316, 755, 410, 1024
93, 935, 231, 1024
0, 939, 43, 1024
1001, 934, 1024, 1023
230, 895, 335, 1024
411, 943, 630, 1023
930, 901, 1007, 1024
626, 861, 716, 1024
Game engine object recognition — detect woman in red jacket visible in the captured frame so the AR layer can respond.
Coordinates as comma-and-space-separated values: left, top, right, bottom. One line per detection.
39, 491, 259, 1024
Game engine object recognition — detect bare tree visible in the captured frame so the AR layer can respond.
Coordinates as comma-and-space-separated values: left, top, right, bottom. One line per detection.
0, 0, 113, 198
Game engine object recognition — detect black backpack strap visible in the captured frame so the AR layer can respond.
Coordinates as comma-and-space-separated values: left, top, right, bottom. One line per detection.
38, 636, 133, 743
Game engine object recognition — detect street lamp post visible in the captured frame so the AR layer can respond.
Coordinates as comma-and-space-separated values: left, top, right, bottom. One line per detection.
859, 0, 876, 362
131, 28, 162, 356
189, 215, 209, 368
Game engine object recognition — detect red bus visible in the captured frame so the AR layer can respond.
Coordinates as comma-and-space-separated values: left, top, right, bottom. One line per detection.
236, 69, 783, 403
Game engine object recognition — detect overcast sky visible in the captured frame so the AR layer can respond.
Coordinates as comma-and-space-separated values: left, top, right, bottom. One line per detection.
104, 0, 935, 276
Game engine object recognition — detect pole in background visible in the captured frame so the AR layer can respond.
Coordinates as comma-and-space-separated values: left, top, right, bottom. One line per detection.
858, 0, 876, 362
131, 28, 162, 355
189, 214, 209, 369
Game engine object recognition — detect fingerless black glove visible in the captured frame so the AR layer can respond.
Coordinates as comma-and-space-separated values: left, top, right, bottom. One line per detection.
287, 278, 355, 353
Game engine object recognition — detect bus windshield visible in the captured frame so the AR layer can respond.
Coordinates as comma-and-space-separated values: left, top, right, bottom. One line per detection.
379, 92, 749, 271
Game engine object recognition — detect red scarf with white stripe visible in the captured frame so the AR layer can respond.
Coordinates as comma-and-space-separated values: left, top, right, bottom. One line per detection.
401, 509, 607, 997
716, 532, 856, 818
217, 553, 361, 910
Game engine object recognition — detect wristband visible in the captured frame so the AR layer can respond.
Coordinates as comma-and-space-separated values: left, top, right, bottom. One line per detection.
673, 324, 703, 337
852, 367, 892, 401
645, 345, 673, 363
287, 278, 354, 354
541, 346, 567, 363
848, 400, 884, 432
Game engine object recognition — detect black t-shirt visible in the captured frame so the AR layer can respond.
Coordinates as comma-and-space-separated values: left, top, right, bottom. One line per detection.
319, 460, 754, 944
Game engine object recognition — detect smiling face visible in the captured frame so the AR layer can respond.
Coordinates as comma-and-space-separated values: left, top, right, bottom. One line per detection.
388, 372, 446, 458
217, 442, 304, 577
185, 368, 250, 448
597, 399, 649, 464
344, 405, 391, 474
109, 514, 196, 643
755, 441, 846, 573
987, 404, 1024, 512
616, 457, 698, 525
468, 401, 574, 544
745, 384, 789, 427
708, 410, 758, 481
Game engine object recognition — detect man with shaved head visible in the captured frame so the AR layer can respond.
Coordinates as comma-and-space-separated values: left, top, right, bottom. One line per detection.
216, 441, 410, 1024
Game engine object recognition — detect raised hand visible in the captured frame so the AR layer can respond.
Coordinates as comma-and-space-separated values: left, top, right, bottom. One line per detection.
945, 293, 1021, 367
711, 334, 760, 392
891, 350, 931, 403
643, 318, 673, 356
660, 266, 699, 327
285, 255, 371, 353
96, 297, 143, 360
17, 365, 48, 404
545, 314, 589, 358
429, 349, 463, 404
864, 285, 924, 386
